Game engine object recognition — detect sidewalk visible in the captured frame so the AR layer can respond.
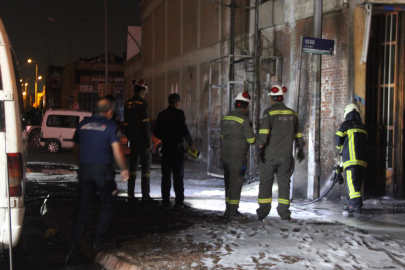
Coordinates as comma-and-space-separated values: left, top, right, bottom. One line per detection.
26, 147, 405, 269
91, 159, 405, 270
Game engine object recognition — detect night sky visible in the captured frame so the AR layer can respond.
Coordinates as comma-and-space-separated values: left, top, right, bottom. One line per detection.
0, 0, 141, 95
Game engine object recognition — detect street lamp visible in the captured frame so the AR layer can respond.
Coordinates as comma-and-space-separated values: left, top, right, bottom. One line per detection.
27, 59, 43, 107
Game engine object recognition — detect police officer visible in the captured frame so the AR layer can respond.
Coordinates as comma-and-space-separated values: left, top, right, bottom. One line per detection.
256, 85, 304, 221
335, 104, 367, 214
221, 92, 256, 221
124, 79, 155, 203
67, 98, 129, 264
154, 93, 196, 209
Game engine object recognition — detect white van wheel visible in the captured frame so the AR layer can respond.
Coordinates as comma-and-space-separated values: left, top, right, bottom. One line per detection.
46, 140, 61, 153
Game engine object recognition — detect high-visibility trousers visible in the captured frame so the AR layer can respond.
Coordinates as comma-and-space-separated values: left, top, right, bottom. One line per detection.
222, 157, 246, 216
257, 157, 294, 219
345, 165, 365, 208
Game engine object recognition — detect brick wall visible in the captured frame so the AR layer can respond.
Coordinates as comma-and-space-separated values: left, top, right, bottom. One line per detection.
167, 0, 181, 60
143, 15, 154, 68
200, 0, 220, 48
183, 0, 198, 54
154, 2, 166, 63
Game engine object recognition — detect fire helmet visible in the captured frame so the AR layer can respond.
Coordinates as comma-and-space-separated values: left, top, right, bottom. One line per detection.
268, 85, 287, 96
234, 92, 251, 103
132, 79, 148, 93
344, 103, 360, 118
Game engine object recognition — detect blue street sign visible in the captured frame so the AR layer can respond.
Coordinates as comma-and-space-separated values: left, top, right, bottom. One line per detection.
302, 36, 335, 55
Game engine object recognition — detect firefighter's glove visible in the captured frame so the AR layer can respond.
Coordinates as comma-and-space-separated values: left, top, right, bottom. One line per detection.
297, 148, 305, 163
239, 165, 247, 176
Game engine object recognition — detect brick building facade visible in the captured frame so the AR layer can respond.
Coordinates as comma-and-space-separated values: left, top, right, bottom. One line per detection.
125, 0, 405, 200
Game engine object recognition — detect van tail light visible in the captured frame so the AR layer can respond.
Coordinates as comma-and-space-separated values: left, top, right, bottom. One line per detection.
7, 153, 23, 197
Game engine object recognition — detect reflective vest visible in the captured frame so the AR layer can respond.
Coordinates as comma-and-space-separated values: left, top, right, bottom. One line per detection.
335, 112, 368, 169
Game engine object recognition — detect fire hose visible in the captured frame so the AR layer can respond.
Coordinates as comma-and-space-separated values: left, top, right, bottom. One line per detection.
292, 164, 344, 206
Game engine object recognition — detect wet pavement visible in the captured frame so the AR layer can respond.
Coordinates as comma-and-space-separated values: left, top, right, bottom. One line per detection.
2, 145, 405, 269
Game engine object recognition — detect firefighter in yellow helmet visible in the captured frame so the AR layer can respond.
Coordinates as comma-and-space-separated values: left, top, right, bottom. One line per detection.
335, 103, 367, 214
256, 85, 304, 221
220, 91, 256, 222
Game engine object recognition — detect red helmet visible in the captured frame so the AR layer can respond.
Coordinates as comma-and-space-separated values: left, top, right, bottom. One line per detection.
268, 85, 287, 96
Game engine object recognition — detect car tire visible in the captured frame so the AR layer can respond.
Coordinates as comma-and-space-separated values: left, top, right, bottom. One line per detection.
46, 140, 61, 153
155, 143, 162, 160
30, 130, 41, 147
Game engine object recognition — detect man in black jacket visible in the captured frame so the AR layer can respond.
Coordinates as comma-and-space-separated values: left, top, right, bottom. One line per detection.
335, 103, 368, 214
124, 79, 155, 203
154, 93, 196, 209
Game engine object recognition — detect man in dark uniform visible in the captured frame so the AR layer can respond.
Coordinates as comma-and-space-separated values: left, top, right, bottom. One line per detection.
256, 85, 305, 221
221, 92, 256, 221
335, 103, 367, 214
154, 93, 196, 209
124, 79, 155, 203
67, 98, 129, 264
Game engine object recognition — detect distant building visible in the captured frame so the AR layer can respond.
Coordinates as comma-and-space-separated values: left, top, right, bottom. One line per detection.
59, 54, 125, 119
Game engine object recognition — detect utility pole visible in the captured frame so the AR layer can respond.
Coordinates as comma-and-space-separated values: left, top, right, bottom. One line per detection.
308, 0, 322, 200
105, 0, 109, 95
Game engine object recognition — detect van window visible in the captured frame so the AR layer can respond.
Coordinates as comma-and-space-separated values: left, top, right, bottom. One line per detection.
47, 115, 80, 128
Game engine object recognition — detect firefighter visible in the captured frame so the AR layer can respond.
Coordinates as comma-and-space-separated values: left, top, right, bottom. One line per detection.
124, 79, 156, 203
335, 103, 367, 214
256, 85, 305, 221
221, 92, 256, 222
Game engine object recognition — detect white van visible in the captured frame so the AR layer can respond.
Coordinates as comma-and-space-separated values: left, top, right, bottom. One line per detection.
0, 18, 27, 252
40, 109, 92, 153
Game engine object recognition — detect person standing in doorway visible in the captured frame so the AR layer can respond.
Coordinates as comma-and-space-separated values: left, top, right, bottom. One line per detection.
124, 79, 156, 203
154, 93, 196, 209
221, 92, 256, 222
67, 98, 129, 264
335, 103, 367, 214
256, 85, 305, 221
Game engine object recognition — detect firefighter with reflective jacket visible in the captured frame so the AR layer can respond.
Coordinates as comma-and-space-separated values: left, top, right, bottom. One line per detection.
256, 85, 304, 221
335, 104, 367, 214
221, 92, 256, 222
124, 79, 155, 203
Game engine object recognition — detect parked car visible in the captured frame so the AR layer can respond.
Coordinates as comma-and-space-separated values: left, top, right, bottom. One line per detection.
0, 17, 27, 250
39, 109, 92, 153
120, 120, 162, 159
26, 124, 41, 146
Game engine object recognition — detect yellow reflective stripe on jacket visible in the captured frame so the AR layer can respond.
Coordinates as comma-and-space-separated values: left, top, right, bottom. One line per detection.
258, 198, 272, 204
142, 118, 149, 122
348, 132, 355, 160
278, 198, 290, 205
347, 128, 368, 136
130, 171, 137, 176
223, 116, 244, 124
336, 145, 342, 150
259, 129, 270, 134
295, 133, 302, 138
343, 160, 367, 169
336, 131, 345, 137
141, 173, 150, 177
269, 110, 298, 116
228, 199, 240, 205
247, 138, 256, 143
225, 197, 229, 202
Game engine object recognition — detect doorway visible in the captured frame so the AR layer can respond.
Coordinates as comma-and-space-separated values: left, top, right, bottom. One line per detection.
365, 11, 402, 198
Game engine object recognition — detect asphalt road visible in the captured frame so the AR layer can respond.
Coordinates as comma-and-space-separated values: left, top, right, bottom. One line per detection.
1, 144, 210, 270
